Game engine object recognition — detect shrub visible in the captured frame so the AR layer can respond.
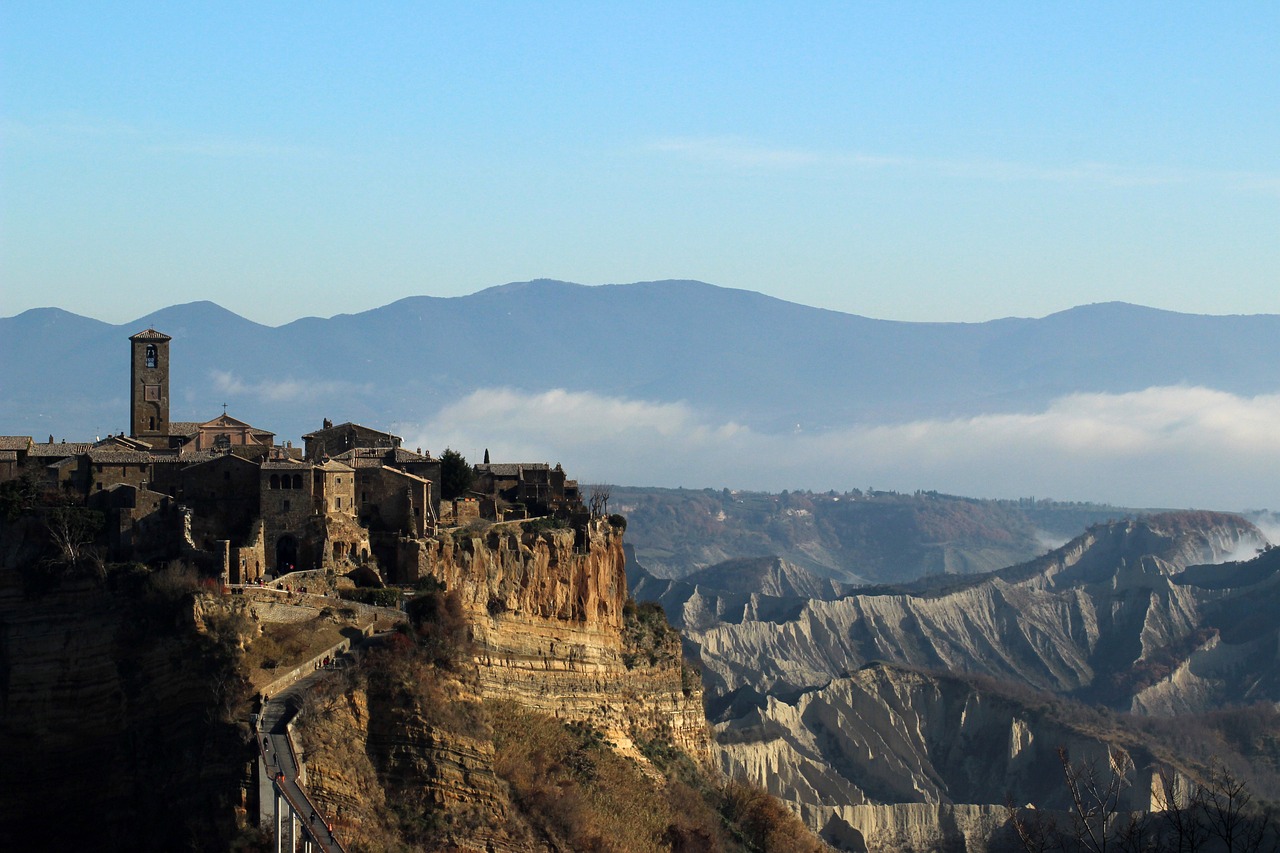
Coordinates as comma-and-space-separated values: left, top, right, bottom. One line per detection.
338, 587, 402, 607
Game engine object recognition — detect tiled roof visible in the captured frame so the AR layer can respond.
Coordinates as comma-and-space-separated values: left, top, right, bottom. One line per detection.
334, 447, 432, 466
169, 422, 203, 437
372, 466, 432, 485
0, 436, 32, 451
261, 460, 311, 470
315, 459, 354, 472
129, 328, 171, 341
301, 421, 396, 439
28, 443, 94, 457
0, 451, 17, 462
476, 463, 549, 477
87, 450, 166, 463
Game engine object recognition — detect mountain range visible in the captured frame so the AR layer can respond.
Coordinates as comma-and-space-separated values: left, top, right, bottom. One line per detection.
4, 279, 1280, 447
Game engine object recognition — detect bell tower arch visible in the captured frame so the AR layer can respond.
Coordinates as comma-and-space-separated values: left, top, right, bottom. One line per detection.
129, 329, 172, 441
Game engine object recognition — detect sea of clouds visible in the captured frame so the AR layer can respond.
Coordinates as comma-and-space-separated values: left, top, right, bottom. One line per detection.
404, 385, 1280, 512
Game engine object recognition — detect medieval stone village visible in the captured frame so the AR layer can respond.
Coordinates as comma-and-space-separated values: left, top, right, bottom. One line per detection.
0, 332, 716, 852
0, 328, 586, 587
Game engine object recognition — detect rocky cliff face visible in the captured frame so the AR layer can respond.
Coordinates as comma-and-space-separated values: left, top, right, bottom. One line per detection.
639, 512, 1277, 851
0, 566, 254, 850
293, 518, 716, 850
684, 514, 1263, 706
416, 518, 710, 761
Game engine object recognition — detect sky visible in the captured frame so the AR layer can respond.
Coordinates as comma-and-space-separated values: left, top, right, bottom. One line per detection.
2, 3, 1277, 327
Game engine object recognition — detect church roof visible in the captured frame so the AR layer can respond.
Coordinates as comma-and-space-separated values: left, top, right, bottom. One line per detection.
129, 328, 171, 342
0, 436, 32, 451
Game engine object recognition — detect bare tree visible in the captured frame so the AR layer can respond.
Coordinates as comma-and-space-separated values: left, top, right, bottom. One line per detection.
1154, 767, 1208, 853
1058, 745, 1134, 853
588, 484, 612, 518
1203, 762, 1277, 853
1004, 795, 1059, 853
43, 505, 103, 566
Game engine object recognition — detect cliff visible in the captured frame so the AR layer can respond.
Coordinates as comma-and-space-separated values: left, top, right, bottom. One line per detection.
289, 518, 731, 851
0, 564, 257, 850
636, 511, 1279, 850
410, 517, 709, 760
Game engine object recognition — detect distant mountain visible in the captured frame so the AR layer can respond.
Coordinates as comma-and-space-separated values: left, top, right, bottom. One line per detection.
4, 280, 1280, 445
615, 485, 1134, 583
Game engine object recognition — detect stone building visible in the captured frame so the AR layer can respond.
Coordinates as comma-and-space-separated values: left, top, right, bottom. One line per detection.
0, 327, 586, 587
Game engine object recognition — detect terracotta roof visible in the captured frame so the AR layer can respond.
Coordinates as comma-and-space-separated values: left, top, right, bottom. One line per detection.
169, 422, 203, 437
0, 451, 17, 462
129, 328, 171, 341
476, 463, 549, 477
0, 437, 32, 451
87, 450, 165, 463
28, 443, 94, 457
375, 466, 431, 485
315, 459, 354, 472
334, 447, 431, 465
261, 460, 311, 470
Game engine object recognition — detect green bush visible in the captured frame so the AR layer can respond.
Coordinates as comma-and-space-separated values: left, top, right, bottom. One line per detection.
339, 587, 403, 607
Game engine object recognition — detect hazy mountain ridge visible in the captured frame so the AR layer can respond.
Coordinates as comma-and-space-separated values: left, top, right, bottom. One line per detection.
5, 280, 1280, 445
616, 485, 1137, 584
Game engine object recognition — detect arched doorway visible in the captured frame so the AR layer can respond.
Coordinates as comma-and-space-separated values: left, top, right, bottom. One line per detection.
276, 535, 298, 574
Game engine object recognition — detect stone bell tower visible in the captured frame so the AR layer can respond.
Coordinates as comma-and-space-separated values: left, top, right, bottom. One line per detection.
129, 329, 171, 441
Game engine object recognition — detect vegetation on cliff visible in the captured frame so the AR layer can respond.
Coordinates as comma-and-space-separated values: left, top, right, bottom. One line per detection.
293, 578, 827, 852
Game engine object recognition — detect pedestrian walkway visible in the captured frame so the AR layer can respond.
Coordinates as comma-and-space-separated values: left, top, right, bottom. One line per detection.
257, 660, 352, 852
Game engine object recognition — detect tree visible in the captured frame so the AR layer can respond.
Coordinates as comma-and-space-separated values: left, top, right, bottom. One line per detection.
588, 484, 612, 518
43, 505, 103, 566
439, 448, 474, 501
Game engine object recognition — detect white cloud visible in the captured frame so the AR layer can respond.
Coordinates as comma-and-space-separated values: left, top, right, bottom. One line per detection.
649, 136, 1280, 197
209, 370, 372, 402
404, 385, 1280, 511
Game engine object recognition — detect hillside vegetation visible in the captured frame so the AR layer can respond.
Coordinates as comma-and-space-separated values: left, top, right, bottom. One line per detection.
616, 486, 1134, 583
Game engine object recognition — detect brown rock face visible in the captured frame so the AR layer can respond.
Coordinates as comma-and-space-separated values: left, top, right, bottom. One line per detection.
0, 570, 253, 851
421, 518, 710, 762
293, 518, 714, 849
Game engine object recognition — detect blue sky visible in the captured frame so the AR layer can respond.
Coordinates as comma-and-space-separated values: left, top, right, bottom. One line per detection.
3, 3, 1277, 326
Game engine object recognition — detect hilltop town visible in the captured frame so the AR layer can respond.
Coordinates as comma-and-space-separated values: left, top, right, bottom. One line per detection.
1, 329, 825, 852
0, 328, 586, 587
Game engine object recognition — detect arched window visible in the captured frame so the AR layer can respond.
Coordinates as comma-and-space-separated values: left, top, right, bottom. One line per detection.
292, 474, 303, 490
145, 345, 157, 368
270, 474, 280, 489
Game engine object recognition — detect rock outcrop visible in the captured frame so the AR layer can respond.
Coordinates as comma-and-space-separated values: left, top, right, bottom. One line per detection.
0, 567, 255, 850
417, 517, 710, 761
636, 512, 1279, 851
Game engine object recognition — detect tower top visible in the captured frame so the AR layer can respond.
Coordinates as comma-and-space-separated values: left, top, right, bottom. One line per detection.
129, 328, 172, 342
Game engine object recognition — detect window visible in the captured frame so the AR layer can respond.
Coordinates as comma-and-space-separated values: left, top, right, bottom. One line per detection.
145, 345, 157, 368
283, 500, 290, 512
336, 497, 342, 509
